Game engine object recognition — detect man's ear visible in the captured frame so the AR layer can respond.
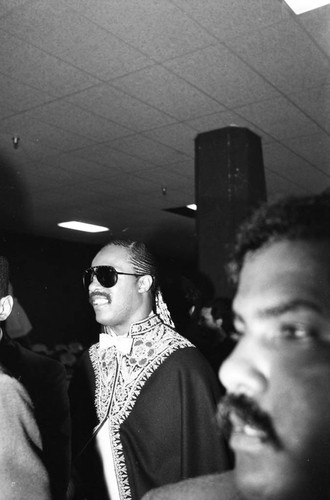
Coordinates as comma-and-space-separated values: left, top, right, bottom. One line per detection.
0, 295, 13, 321
137, 275, 153, 293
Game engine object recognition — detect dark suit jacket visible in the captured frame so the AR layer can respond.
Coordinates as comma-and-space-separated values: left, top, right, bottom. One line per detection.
0, 333, 71, 500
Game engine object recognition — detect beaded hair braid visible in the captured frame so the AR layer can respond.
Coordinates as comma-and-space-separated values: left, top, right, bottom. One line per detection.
0, 256, 9, 299
104, 240, 175, 328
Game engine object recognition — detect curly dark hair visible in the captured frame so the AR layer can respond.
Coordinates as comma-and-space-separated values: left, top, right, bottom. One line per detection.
228, 191, 330, 286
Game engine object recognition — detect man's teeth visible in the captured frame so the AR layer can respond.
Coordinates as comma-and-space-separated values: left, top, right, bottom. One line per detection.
231, 416, 263, 436
93, 297, 109, 306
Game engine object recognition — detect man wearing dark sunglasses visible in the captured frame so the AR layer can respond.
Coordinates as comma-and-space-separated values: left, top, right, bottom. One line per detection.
69, 239, 231, 500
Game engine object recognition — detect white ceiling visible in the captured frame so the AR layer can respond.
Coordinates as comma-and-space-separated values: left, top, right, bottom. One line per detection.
0, 0, 329, 261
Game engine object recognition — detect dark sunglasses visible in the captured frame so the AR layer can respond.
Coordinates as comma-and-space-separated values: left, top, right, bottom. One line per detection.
83, 265, 145, 290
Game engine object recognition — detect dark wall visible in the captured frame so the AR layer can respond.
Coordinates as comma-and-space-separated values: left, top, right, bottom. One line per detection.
0, 231, 100, 348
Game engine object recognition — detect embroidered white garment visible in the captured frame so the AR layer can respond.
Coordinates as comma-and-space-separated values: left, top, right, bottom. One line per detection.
96, 422, 121, 500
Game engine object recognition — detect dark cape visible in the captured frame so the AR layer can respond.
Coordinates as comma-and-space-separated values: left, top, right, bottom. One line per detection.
69, 314, 231, 500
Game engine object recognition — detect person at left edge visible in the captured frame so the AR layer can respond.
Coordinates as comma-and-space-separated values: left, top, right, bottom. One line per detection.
69, 239, 231, 500
0, 255, 71, 500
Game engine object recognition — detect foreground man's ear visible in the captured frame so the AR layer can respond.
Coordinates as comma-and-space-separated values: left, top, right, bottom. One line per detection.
0, 295, 14, 321
138, 275, 153, 293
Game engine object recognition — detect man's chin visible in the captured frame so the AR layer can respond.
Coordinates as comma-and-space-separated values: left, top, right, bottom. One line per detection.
94, 309, 112, 326
234, 452, 314, 500
234, 462, 271, 500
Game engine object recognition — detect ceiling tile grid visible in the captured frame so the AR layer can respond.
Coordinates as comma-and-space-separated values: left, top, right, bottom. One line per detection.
0, 29, 99, 97
164, 43, 281, 108
0, 0, 152, 81
111, 65, 225, 121
0, 0, 329, 260
106, 134, 190, 167
64, 0, 217, 61
65, 83, 176, 132
224, 19, 330, 95
171, 0, 291, 41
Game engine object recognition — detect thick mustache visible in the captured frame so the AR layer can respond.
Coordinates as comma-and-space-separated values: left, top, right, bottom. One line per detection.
89, 290, 111, 304
217, 393, 280, 448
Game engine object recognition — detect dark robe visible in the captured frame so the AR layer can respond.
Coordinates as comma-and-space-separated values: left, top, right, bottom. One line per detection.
69, 314, 231, 500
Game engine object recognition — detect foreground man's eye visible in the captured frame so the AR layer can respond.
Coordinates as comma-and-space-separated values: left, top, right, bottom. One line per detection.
280, 323, 317, 341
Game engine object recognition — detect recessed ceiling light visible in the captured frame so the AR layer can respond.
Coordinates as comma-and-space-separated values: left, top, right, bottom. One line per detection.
186, 204, 197, 211
284, 0, 330, 14
58, 221, 109, 233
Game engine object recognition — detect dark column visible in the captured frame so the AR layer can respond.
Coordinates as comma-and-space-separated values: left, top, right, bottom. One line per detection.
195, 126, 267, 296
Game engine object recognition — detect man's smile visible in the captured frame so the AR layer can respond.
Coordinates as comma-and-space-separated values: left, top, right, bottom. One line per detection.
89, 292, 111, 308
217, 393, 280, 451
229, 412, 270, 452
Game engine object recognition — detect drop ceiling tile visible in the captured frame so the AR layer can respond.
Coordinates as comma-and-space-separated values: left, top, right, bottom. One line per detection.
0, 102, 16, 118
0, 114, 96, 152
81, 180, 127, 204
66, 83, 175, 132
0, 30, 99, 97
111, 174, 160, 194
72, 143, 154, 173
0, 0, 31, 17
0, 113, 98, 152
281, 132, 330, 174
17, 162, 79, 189
172, 0, 289, 41
54, 156, 118, 180
288, 85, 330, 134
225, 19, 330, 94
0, 74, 54, 112
108, 135, 189, 166
29, 185, 87, 209
263, 142, 330, 192
27, 101, 131, 142
235, 96, 322, 140
65, 0, 216, 61
134, 166, 194, 195
112, 65, 223, 120
164, 44, 280, 108
164, 158, 194, 178
299, 5, 330, 59
142, 123, 196, 156
0, 0, 152, 80
265, 170, 308, 199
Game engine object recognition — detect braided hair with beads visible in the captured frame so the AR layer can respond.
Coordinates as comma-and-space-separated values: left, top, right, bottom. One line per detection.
103, 240, 175, 328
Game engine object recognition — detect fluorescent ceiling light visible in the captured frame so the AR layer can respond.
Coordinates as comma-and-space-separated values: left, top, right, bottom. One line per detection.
58, 221, 109, 233
186, 203, 197, 211
284, 0, 330, 14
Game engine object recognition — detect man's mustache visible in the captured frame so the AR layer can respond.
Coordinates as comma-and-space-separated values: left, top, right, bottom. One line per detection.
217, 393, 281, 449
89, 290, 111, 305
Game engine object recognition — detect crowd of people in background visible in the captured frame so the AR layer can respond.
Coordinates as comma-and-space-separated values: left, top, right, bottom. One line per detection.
0, 190, 330, 499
